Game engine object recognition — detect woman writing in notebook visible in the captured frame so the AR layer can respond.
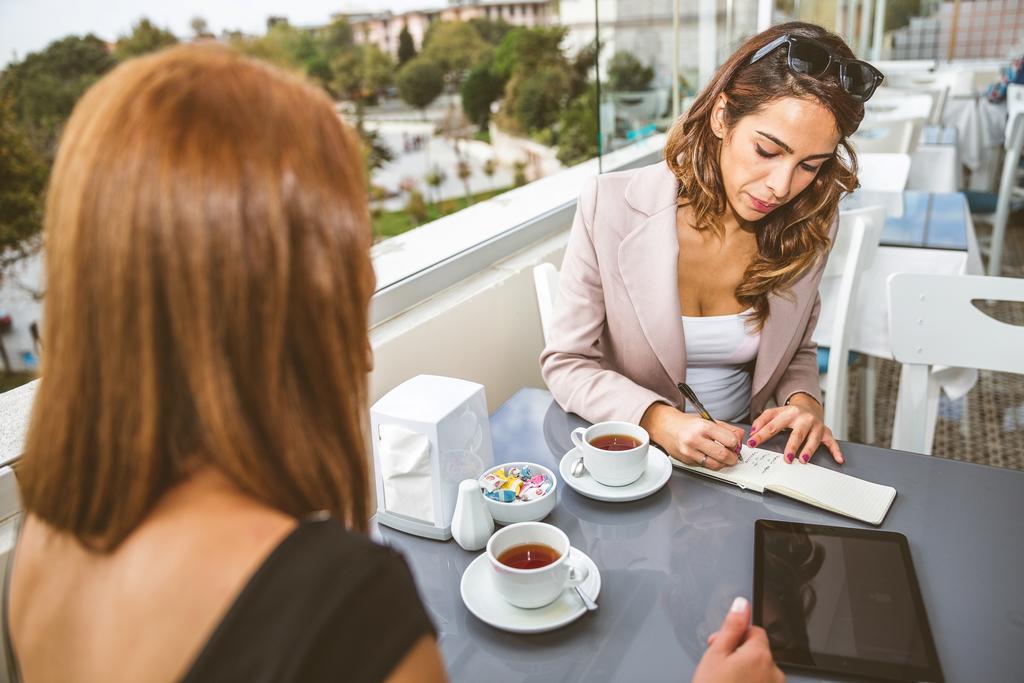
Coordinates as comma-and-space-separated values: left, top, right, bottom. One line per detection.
542, 22, 883, 469
6, 44, 783, 683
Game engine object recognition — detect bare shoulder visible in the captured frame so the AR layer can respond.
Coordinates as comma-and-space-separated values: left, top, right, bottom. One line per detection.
9, 471, 298, 683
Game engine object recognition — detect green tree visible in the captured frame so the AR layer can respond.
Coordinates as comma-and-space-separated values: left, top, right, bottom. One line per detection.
492, 27, 567, 81
510, 65, 571, 132
570, 39, 600, 99
513, 160, 527, 187
356, 125, 394, 175
424, 167, 446, 205
420, 22, 487, 84
456, 157, 472, 204
0, 34, 116, 158
332, 45, 394, 107
232, 22, 332, 89
607, 51, 654, 91
489, 27, 575, 134
461, 57, 504, 130
361, 45, 395, 101
114, 18, 178, 60
468, 18, 513, 46
190, 16, 214, 39
397, 58, 444, 114
482, 158, 497, 183
557, 85, 598, 166
398, 25, 416, 65
404, 189, 428, 226
0, 95, 46, 275
319, 17, 355, 68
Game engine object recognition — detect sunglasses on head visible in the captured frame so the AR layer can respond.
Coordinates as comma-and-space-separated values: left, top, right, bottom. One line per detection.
749, 34, 884, 102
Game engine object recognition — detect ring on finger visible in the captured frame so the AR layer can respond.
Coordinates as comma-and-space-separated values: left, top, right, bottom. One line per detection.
700, 454, 707, 467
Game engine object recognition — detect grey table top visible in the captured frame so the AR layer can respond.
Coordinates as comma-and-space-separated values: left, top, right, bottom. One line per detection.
374, 388, 1024, 682
841, 190, 970, 251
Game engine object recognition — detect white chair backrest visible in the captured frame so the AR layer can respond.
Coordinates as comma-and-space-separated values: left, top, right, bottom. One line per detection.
820, 205, 885, 440
888, 273, 1024, 453
986, 112, 1024, 276
533, 262, 560, 345
855, 152, 912, 191
1008, 84, 1024, 123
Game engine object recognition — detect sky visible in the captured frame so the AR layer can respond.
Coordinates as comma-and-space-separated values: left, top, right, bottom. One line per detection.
0, 0, 442, 68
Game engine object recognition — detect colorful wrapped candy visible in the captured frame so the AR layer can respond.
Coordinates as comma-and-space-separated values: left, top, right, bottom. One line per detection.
481, 463, 552, 504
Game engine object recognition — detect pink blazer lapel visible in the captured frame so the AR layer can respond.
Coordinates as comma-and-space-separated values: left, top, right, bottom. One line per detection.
618, 162, 686, 387
751, 291, 800, 398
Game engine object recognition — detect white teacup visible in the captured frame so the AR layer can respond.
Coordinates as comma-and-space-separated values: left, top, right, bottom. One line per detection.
486, 522, 589, 609
571, 421, 649, 487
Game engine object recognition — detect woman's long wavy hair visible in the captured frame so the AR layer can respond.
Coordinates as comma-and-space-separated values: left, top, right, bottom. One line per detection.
20, 45, 375, 550
665, 22, 864, 328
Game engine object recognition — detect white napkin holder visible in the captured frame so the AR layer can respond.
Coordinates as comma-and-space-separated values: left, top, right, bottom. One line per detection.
371, 375, 493, 540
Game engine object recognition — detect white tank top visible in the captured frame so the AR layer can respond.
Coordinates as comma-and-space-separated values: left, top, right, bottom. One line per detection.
681, 309, 760, 423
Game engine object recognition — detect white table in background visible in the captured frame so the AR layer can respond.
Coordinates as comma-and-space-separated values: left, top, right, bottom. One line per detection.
907, 126, 961, 193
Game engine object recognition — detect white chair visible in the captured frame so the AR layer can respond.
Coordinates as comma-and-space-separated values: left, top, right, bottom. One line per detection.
817, 206, 885, 441
533, 262, 559, 345
1008, 84, 1024, 123
856, 153, 913, 191
888, 273, 1024, 455
851, 120, 922, 155
966, 112, 1024, 276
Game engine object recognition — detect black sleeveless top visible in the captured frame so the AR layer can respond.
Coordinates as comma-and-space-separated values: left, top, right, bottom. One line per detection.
3, 517, 436, 682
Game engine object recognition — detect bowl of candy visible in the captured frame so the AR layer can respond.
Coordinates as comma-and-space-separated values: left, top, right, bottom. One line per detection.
479, 462, 557, 524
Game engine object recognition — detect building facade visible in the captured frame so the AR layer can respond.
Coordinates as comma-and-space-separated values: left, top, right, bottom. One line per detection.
338, 1, 552, 59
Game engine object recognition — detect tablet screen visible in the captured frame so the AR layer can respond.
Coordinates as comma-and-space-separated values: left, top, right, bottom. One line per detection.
753, 520, 944, 682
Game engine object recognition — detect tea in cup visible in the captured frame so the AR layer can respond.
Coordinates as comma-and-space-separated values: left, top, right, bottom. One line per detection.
570, 421, 649, 486
486, 522, 589, 609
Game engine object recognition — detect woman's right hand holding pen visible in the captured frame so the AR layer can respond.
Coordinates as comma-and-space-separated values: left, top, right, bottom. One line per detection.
640, 403, 745, 471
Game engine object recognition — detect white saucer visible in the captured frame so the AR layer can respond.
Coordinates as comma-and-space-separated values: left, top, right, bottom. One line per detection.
559, 446, 673, 502
460, 548, 601, 634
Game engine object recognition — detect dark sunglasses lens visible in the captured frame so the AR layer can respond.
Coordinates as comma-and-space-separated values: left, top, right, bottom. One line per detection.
843, 62, 878, 99
788, 41, 830, 76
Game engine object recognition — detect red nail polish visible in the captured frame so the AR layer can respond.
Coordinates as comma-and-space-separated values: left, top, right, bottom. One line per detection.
747, 439, 757, 447
784, 453, 793, 463
750, 426, 758, 434
800, 453, 810, 463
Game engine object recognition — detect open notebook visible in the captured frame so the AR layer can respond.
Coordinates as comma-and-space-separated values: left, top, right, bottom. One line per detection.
671, 446, 896, 525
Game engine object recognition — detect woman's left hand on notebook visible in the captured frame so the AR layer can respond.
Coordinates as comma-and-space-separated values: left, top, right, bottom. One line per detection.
747, 393, 844, 465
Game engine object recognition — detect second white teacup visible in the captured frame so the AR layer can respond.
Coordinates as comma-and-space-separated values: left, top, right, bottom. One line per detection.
486, 522, 589, 609
571, 421, 649, 487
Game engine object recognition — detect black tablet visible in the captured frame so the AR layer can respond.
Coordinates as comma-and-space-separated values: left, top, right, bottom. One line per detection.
753, 520, 944, 682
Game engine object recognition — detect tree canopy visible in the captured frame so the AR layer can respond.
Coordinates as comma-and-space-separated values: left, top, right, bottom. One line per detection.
420, 22, 488, 85
0, 95, 46, 273
0, 34, 116, 159
114, 18, 178, 60
398, 25, 416, 65
607, 51, 654, 91
397, 58, 444, 111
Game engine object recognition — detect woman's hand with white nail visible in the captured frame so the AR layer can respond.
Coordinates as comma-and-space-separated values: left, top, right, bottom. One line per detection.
692, 597, 785, 683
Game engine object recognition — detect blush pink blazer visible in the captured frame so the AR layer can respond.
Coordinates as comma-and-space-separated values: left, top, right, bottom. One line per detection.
540, 160, 837, 426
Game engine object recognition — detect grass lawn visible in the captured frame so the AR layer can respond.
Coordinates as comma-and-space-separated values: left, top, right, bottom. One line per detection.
0, 371, 36, 394
373, 185, 513, 240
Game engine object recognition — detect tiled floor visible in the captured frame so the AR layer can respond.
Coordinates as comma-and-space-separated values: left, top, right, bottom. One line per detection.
843, 212, 1024, 471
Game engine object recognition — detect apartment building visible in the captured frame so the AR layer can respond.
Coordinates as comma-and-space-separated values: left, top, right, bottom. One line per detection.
338, 1, 552, 59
